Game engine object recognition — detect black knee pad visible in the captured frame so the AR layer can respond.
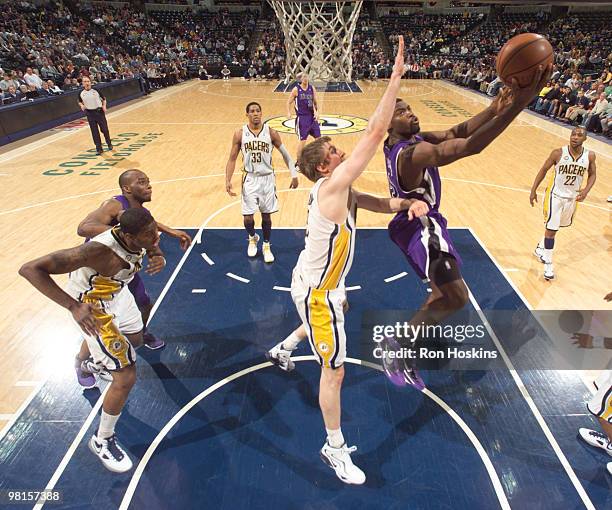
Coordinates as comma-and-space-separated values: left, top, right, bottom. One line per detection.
428, 254, 462, 287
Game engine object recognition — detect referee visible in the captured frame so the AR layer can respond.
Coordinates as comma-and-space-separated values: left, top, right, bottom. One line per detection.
78, 76, 113, 155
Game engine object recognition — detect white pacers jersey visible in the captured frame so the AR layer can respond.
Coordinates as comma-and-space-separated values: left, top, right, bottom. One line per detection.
66, 227, 145, 301
295, 178, 357, 290
241, 123, 274, 175
549, 146, 589, 199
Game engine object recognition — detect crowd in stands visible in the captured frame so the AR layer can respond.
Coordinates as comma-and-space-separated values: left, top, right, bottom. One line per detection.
395, 9, 611, 138
0, 0, 258, 106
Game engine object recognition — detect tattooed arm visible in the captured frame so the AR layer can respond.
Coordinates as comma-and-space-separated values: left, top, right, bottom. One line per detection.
19, 242, 114, 335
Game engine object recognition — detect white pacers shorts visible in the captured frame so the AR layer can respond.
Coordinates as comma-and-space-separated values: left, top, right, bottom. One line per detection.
291, 270, 347, 369
544, 193, 577, 231
68, 285, 143, 371
241, 172, 278, 215
587, 371, 612, 422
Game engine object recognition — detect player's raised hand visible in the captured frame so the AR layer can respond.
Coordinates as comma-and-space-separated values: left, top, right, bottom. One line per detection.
407, 199, 429, 220
289, 177, 299, 189
226, 180, 236, 196
510, 63, 553, 107
490, 86, 513, 115
605, 292, 612, 302
70, 302, 98, 337
146, 255, 166, 275
392, 36, 405, 77
529, 189, 538, 206
571, 332, 593, 348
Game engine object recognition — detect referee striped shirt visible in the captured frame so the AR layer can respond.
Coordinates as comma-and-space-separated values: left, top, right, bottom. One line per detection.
79, 88, 105, 110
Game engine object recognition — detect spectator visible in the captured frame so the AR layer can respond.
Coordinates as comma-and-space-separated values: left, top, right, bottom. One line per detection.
583, 92, 609, 132
2, 86, 20, 105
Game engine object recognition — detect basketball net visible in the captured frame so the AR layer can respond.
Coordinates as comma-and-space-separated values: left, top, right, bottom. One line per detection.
268, 0, 363, 84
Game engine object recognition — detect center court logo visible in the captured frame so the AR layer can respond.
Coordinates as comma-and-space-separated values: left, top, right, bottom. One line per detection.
266, 114, 368, 135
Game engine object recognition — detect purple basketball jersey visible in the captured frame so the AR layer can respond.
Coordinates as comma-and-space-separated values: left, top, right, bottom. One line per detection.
383, 135, 441, 211
384, 136, 461, 281
295, 84, 315, 117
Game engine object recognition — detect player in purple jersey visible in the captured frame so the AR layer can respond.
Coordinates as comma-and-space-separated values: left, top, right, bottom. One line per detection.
286, 73, 321, 163
381, 65, 552, 386
74, 169, 191, 387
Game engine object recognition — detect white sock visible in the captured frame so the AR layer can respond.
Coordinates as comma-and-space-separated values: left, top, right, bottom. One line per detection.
538, 237, 545, 249
98, 410, 120, 439
326, 428, 345, 448
281, 331, 303, 351
543, 248, 553, 264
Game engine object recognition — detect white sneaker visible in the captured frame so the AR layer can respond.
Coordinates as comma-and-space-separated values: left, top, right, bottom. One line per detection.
262, 242, 275, 263
534, 246, 545, 263
544, 263, 554, 280
82, 359, 113, 382
89, 434, 133, 473
247, 234, 259, 257
320, 441, 366, 485
266, 342, 295, 372
578, 428, 612, 456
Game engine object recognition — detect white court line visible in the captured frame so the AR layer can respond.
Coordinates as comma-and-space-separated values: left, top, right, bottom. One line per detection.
384, 271, 408, 283
33, 388, 107, 510
0, 81, 197, 165
467, 228, 599, 398
191, 289, 207, 294
0, 380, 45, 442
346, 285, 362, 291
226, 272, 250, 284
118, 356, 510, 510
273, 286, 291, 292
200, 253, 215, 266
15, 380, 42, 386
466, 285, 595, 510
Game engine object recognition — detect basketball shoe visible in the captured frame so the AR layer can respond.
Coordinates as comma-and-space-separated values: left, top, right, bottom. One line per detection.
533, 245, 545, 263
76, 357, 112, 388
544, 263, 554, 280
262, 242, 275, 263
89, 434, 133, 473
320, 441, 366, 485
380, 336, 425, 390
248, 234, 259, 257
266, 341, 295, 371
143, 332, 165, 350
578, 428, 612, 456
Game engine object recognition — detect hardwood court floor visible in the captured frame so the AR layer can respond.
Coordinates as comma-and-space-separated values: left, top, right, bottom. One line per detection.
0, 79, 610, 432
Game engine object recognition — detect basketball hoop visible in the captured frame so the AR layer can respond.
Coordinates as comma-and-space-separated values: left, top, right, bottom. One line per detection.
268, 0, 363, 84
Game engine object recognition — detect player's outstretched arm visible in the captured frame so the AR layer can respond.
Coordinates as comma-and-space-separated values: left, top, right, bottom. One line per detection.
18, 243, 112, 335
354, 191, 429, 219
270, 128, 298, 188
408, 65, 552, 169
225, 129, 242, 196
576, 152, 596, 202
529, 149, 560, 206
77, 198, 123, 238
326, 36, 405, 193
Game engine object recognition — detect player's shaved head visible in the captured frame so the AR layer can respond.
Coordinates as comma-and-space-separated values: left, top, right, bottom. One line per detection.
119, 169, 145, 188
571, 127, 586, 137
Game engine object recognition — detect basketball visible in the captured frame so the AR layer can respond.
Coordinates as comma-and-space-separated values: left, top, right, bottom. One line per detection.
496, 33, 553, 87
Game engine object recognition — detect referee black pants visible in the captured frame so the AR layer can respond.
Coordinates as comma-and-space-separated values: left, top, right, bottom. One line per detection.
85, 108, 112, 151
